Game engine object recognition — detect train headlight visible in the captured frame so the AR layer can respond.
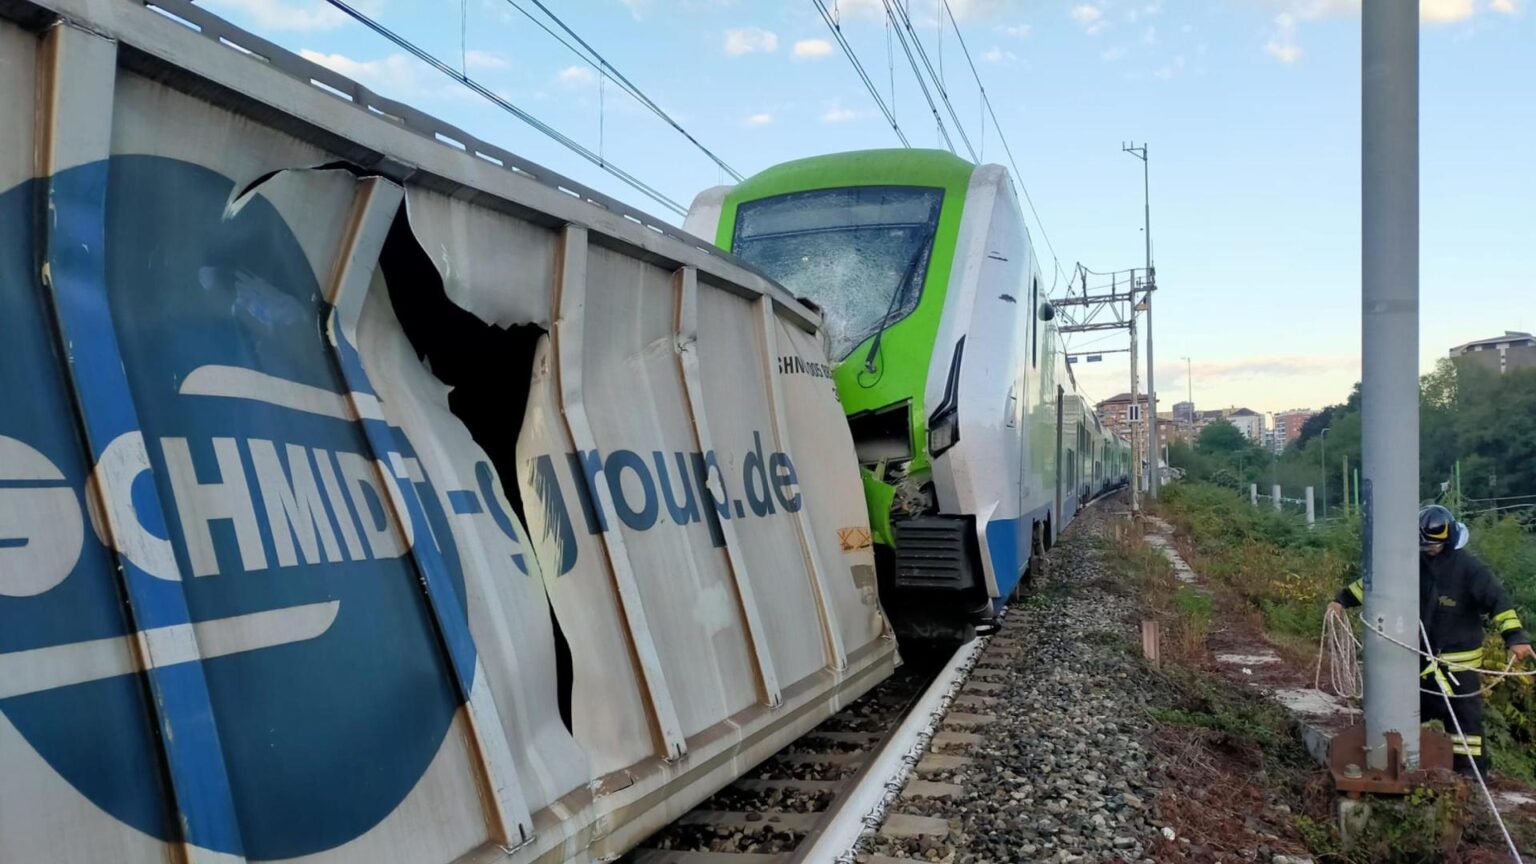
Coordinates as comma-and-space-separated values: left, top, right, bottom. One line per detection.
928, 408, 959, 457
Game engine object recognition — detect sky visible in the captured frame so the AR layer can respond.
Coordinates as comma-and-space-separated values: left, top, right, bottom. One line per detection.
195, 0, 1536, 417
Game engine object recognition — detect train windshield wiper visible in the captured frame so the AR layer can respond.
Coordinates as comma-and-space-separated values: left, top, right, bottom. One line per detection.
863, 234, 934, 374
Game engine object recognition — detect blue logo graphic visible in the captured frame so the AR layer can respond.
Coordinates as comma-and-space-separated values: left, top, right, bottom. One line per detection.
0, 158, 469, 858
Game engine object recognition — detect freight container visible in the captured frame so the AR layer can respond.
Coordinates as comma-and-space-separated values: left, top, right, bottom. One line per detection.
0, 1, 896, 860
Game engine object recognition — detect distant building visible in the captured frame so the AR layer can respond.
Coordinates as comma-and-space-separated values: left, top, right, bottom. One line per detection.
1450, 331, 1536, 375
1095, 393, 1176, 463
1159, 412, 1192, 443
1272, 409, 1316, 451
1226, 407, 1265, 443
1191, 409, 1227, 438
1095, 392, 1142, 427
1172, 401, 1196, 426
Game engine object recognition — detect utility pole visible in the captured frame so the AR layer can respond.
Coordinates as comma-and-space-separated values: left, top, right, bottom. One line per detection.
1361, 0, 1420, 770
1129, 297, 1142, 511
1124, 142, 1158, 498
1320, 427, 1330, 521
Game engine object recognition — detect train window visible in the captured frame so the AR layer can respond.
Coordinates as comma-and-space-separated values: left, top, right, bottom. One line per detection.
732, 186, 943, 361
1030, 276, 1040, 367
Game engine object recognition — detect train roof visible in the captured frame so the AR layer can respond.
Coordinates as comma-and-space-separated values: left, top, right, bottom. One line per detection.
729, 149, 978, 202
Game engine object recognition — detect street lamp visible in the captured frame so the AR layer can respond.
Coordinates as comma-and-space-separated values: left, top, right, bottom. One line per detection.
1180, 355, 1193, 432
1319, 428, 1331, 520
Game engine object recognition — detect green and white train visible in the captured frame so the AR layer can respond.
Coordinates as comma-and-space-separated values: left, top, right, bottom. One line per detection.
688, 149, 1129, 643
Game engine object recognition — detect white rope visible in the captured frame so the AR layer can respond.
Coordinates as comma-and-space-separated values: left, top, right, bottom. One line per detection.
1418, 622, 1525, 864
1314, 605, 1363, 699
1359, 618, 1536, 680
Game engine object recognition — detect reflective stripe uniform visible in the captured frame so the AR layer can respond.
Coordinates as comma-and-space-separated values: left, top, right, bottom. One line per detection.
1336, 535, 1529, 774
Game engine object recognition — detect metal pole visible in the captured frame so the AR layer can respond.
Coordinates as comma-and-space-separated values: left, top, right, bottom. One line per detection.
1361, 0, 1420, 770
1144, 166, 1159, 499
1181, 354, 1193, 438
1305, 486, 1315, 528
1128, 295, 1141, 512
1251, 483, 1258, 507
1320, 428, 1329, 520
1343, 456, 1351, 518
1124, 142, 1157, 498
1273, 484, 1282, 512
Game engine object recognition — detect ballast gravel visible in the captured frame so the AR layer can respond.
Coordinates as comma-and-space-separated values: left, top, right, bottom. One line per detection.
860, 503, 1170, 864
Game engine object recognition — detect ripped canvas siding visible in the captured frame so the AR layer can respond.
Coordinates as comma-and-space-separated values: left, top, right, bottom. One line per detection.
0, 3, 893, 864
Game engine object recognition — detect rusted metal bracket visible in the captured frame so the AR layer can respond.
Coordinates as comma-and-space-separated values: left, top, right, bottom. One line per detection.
1328, 726, 1455, 796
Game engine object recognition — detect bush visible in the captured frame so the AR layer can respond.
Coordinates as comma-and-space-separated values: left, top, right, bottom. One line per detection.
1467, 513, 1536, 784
1159, 483, 1536, 788
1154, 483, 1353, 645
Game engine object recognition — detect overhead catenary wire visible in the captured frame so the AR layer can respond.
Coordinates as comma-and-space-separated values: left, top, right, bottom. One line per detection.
884, 0, 975, 161
940, 0, 1068, 290
322, 0, 687, 216
881, 0, 956, 155
813, 0, 910, 147
514, 0, 744, 182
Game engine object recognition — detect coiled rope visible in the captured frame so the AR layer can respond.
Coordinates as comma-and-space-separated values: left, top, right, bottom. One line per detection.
1314, 605, 1362, 699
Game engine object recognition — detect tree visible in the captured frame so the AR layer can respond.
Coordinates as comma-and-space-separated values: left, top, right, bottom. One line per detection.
1196, 419, 1252, 454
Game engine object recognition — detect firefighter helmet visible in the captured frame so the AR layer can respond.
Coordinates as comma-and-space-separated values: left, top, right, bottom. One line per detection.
1420, 504, 1455, 548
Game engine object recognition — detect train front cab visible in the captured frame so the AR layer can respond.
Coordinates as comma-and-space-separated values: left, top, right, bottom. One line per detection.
691, 152, 1068, 646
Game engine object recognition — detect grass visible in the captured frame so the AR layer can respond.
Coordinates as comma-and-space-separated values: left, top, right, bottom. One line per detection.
1149, 483, 1356, 648
1097, 508, 1476, 862
1154, 482, 1536, 794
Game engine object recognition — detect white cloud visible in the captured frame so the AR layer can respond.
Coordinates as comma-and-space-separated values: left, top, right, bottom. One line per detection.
1142, 25, 1157, 44
1100, 46, 1127, 61
743, 111, 774, 126
203, 0, 353, 31
556, 65, 597, 86
1280, 0, 1358, 19
1154, 54, 1186, 79
1264, 13, 1302, 63
1270, 0, 1503, 28
299, 50, 428, 94
822, 103, 860, 122
1070, 4, 1107, 35
793, 38, 833, 58
1421, 0, 1476, 22
943, 0, 1005, 20
724, 27, 778, 56
464, 49, 508, 71
997, 23, 1032, 38
981, 46, 1018, 62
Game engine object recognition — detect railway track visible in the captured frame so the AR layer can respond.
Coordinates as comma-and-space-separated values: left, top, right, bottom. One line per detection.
622, 637, 996, 864
623, 494, 1124, 864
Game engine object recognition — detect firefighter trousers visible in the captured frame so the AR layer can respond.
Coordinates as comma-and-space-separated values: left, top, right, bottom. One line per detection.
1420, 670, 1486, 775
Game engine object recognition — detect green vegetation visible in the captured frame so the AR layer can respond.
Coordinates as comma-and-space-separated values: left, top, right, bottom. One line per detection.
1157, 479, 1536, 786
1170, 357, 1536, 520
1153, 483, 1357, 649
1147, 666, 1298, 750
1332, 783, 1464, 864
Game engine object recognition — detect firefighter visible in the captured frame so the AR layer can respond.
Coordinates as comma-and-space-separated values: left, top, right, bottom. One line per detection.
1329, 504, 1535, 776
